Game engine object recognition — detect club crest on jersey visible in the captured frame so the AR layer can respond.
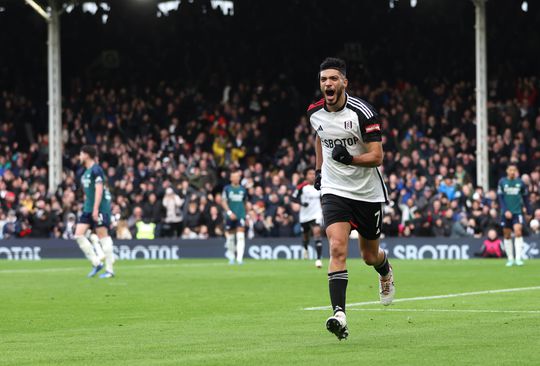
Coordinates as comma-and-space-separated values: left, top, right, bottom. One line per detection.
365, 124, 381, 133
344, 120, 353, 130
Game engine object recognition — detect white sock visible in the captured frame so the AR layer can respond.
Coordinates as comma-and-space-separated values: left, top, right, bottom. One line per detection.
514, 237, 524, 261
504, 239, 514, 261
90, 233, 105, 260
236, 231, 245, 262
76, 236, 101, 267
225, 233, 235, 260
100, 236, 115, 273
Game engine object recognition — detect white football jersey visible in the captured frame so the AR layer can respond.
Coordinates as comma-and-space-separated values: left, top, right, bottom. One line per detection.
292, 182, 323, 223
308, 93, 388, 203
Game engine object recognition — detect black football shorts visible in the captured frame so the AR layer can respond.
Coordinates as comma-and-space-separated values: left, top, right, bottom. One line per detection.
321, 194, 383, 240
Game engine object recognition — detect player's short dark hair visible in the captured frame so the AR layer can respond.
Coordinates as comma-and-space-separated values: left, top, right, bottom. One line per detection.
320, 57, 347, 77
81, 145, 97, 159
303, 166, 316, 176
507, 162, 518, 169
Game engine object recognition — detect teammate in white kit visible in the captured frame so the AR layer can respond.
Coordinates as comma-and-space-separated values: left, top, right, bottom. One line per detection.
292, 167, 323, 268
308, 57, 395, 340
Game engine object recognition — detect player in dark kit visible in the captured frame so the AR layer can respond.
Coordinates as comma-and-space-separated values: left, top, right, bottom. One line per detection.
74, 145, 116, 278
308, 58, 394, 340
497, 163, 532, 266
222, 171, 248, 265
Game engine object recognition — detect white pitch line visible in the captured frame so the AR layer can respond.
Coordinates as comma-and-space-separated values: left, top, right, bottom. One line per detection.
0, 262, 228, 274
303, 286, 540, 311
347, 308, 540, 314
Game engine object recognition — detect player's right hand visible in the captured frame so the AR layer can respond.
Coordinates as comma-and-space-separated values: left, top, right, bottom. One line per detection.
301, 202, 309, 207
505, 211, 512, 219
314, 169, 322, 191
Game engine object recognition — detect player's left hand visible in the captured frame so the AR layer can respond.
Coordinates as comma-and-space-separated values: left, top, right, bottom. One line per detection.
332, 145, 353, 165
92, 210, 99, 222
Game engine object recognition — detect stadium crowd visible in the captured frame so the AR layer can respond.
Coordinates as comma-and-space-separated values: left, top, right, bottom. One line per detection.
1, 75, 539, 240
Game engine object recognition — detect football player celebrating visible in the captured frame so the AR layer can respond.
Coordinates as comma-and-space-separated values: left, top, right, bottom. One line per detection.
308, 58, 394, 340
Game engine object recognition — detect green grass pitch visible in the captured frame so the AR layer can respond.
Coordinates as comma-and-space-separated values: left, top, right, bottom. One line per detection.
1, 258, 539, 365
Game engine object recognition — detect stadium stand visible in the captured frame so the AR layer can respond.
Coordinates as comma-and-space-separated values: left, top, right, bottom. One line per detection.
0, 1, 539, 239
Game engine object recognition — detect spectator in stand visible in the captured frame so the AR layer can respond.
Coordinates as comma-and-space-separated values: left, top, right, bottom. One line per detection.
127, 206, 143, 237
439, 175, 458, 201
116, 220, 133, 240
451, 213, 472, 238
142, 192, 163, 237
162, 187, 184, 238
3, 210, 20, 239
1, 72, 539, 239
182, 201, 203, 238
204, 205, 224, 237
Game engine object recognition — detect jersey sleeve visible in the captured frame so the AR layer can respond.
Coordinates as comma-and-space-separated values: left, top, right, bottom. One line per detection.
291, 182, 307, 203
348, 98, 382, 143
496, 179, 504, 195
359, 115, 382, 143
91, 165, 105, 184
307, 99, 324, 119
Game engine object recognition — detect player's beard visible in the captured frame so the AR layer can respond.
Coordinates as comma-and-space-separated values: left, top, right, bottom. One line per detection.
324, 86, 344, 106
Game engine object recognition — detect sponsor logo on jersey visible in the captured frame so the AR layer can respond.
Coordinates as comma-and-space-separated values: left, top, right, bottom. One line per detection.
321, 136, 359, 148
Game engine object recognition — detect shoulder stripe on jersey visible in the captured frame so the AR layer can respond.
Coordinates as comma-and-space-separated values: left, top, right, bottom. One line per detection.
347, 100, 373, 119
348, 95, 374, 111
348, 96, 374, 118
347, 97, 374, 118
307, 98, 324, 111
375, 167, 389, 203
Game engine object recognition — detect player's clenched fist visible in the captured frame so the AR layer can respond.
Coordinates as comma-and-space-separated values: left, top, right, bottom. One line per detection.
332, 145, 353, 165
314, 169, 322, 190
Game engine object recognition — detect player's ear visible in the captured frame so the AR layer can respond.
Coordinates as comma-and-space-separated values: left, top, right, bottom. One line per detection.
343, 77, 348, 88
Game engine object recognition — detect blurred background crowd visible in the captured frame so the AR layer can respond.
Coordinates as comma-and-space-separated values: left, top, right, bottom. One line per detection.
1, 0, 539, 240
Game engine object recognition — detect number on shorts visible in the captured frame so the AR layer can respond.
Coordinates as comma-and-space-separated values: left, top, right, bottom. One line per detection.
374, 209, 381, 234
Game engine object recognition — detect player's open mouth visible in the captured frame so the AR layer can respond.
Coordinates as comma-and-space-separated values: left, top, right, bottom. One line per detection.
325, 90, 336, 102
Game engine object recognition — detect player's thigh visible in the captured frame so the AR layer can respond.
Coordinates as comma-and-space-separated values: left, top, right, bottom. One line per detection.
351, 201, 383, 240
503, 227, 513, 238
326, 222, 350, 258
321, 194, 353, 228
